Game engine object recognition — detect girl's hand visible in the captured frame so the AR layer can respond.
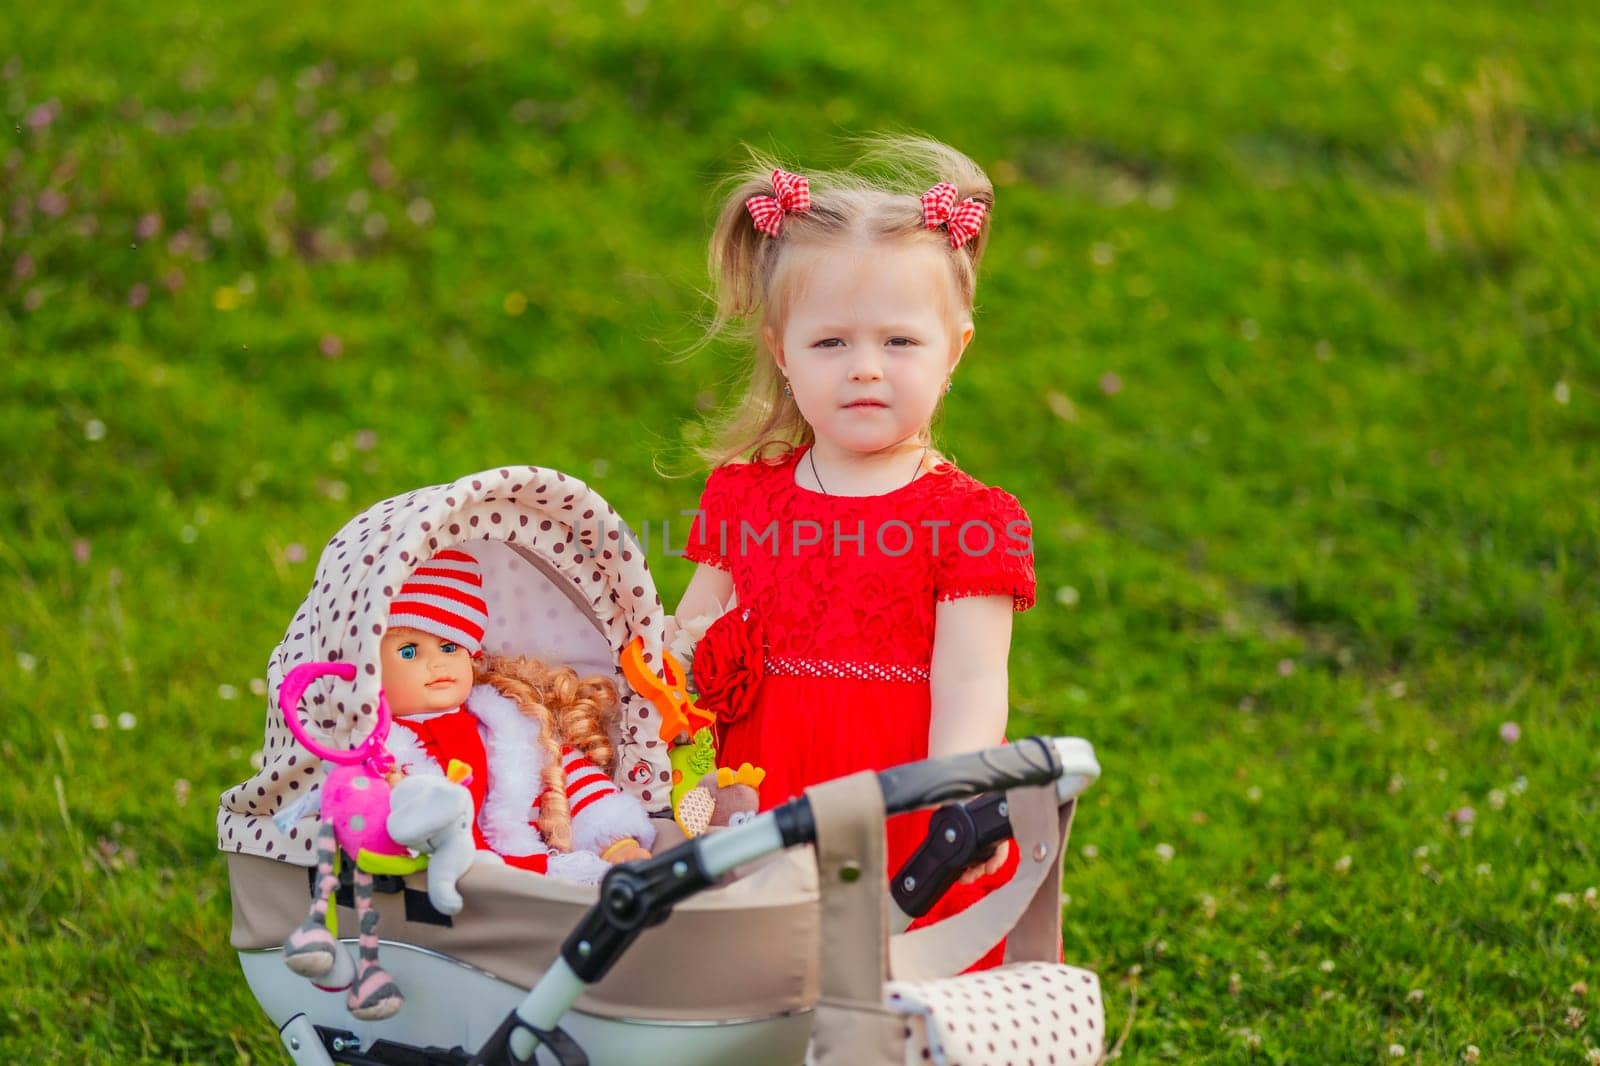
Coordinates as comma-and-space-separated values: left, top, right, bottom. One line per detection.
957, 839, 1009, 885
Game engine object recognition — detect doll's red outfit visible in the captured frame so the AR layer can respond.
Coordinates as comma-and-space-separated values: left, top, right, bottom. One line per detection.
687, 445, 1035, 969
387, 686, 655, 882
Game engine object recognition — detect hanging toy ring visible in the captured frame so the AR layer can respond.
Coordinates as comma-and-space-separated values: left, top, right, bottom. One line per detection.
278, 660, 394, 768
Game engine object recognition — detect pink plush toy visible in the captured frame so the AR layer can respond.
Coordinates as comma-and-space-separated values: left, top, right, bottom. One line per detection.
277, 661, 474, 1021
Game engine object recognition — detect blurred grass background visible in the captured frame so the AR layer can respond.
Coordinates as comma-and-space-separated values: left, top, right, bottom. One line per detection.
1, 1, 1597, 1061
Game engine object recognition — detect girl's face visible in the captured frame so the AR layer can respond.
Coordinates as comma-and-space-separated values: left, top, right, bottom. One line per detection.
380, 626, 474, 717
767, 240, 973, 460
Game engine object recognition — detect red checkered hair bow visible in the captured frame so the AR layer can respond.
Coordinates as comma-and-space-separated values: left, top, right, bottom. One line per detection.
745, 169, 812, 238
922, 182, 989, 249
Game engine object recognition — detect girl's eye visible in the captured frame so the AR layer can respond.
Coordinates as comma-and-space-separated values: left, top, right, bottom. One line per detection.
813, 338, 844, 348
886, 336, 917, 347
398, 644, 418, 660
440, 642, 460, 654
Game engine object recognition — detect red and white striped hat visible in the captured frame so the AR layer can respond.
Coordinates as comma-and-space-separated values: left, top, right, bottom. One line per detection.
388, 549, 488, 655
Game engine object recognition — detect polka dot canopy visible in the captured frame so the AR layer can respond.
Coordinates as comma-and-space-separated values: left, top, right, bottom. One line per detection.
217, 466, 671, 863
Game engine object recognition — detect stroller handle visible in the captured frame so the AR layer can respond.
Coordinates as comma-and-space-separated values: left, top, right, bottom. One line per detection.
468, 735, 1097, 1066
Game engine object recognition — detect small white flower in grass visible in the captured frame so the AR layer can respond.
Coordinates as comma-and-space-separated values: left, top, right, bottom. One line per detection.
1452, 807, 1476, 825
1555, 893, 1577, 909
1099, 371, 1123, 396
1572, 981, 1588, 998
1334, 854, 1352, 874
1267, 872, 1284, 890
1510, 775, 1528, 795
1246, 785, 1263, 803
116, 712, 136, 730
1462, 1045, 1480, 1064
1566, 1006, 1585, 1029
1227, 972, 1242, 996
1277, 658, 1295, 676
1407, 988, 1425, 1005
1499, 721, 1521, 744
90, 714, 108, 730
84, 419, 107, 441
1554, 381, 1571, 405
1081, 844, 1098, 860
249, 678, 267, 696
1200, 894, 1217, 919
1388, 681, 1407, 698
283, 542, 307, 564
1585, 887, 1598, 909
218, 684, 238, 700
173, 779, 191, 807
180, 525, 198, 544
1154, 843, 1175, 863
1488, 788, 1506, 811
1413, 846, 1430, 861
1235, 1029, 1262, 1051
16, 652, 36, 673
1476, 863, 1493, 878
1585, 1048, 1599, 1066
1388, 1043, 1406, 1058
1054, 585, 1080, 607
1320, 960, 1336, 973
1387, 774, 1405, 794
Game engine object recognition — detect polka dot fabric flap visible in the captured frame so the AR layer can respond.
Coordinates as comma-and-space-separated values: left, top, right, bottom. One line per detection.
218, 466, 672, 864
886, 961, 1105, 1066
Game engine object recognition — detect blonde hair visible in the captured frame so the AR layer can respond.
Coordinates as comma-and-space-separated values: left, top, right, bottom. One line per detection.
695, 135, 994, 468
473, 654, 621, 853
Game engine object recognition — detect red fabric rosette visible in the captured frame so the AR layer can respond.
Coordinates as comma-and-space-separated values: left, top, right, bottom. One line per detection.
692, 606, 765, 727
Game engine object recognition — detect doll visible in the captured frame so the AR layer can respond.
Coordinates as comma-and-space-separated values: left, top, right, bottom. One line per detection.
378, 551, 655, 880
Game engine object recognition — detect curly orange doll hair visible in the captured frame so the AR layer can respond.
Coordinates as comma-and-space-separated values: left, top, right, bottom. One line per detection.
472, 654, 621, 853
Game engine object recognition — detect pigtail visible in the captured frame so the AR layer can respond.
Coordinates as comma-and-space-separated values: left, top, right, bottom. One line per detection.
855, 134, 994, 296
697, 156, 820, 468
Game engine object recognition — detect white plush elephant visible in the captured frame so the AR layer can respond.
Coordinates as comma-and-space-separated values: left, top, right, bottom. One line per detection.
386, 775, 478, 916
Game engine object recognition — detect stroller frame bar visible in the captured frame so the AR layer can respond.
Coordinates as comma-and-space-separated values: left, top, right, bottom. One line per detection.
471, 736, 1096, 1066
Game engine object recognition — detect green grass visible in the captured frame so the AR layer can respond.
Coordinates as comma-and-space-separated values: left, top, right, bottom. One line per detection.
2, 1, 1597, 1061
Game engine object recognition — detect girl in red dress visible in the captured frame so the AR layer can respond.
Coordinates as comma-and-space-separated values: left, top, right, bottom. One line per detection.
673, 137, 1036, 970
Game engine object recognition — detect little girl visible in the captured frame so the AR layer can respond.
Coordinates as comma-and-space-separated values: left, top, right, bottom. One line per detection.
673, 137, 1036, 969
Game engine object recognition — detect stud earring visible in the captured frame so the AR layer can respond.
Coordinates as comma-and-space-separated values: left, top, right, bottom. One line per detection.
782, 380, 793, 398
943, 378, 953, 395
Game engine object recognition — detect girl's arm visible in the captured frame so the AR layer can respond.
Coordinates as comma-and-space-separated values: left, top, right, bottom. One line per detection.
929, 594, 1016, 881
928, 594, 1015, 756
667, 563, 736, 645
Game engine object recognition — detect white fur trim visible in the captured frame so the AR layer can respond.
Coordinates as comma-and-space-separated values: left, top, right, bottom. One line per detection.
546, 850, 613, 885
570, 789, 656, 854
466, 684, 551, 858
385, 719, 445, 778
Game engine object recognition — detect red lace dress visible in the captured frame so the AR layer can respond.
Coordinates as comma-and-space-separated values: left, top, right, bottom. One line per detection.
686, 445, 1036, 969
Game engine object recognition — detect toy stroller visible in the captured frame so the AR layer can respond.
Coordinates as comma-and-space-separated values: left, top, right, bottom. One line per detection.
219, 467, 1103, 1065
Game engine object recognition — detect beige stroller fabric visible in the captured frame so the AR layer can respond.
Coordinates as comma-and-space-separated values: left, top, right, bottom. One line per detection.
218, 466, 673, 864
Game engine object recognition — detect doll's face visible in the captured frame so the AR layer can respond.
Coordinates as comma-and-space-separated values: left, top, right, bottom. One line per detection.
380, 626, 474, 717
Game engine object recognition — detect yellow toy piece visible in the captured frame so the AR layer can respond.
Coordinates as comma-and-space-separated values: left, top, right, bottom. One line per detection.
715, 763, 766, 790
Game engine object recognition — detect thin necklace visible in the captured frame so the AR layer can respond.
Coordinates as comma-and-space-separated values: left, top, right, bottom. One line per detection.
808, 445, 929, 495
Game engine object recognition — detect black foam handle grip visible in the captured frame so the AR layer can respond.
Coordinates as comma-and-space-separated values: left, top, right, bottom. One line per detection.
877, 736, 1061, 817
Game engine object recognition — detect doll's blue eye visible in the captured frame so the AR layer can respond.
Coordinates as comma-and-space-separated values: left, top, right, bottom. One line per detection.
398, 644, 418, 660
440, 642, 460, 654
